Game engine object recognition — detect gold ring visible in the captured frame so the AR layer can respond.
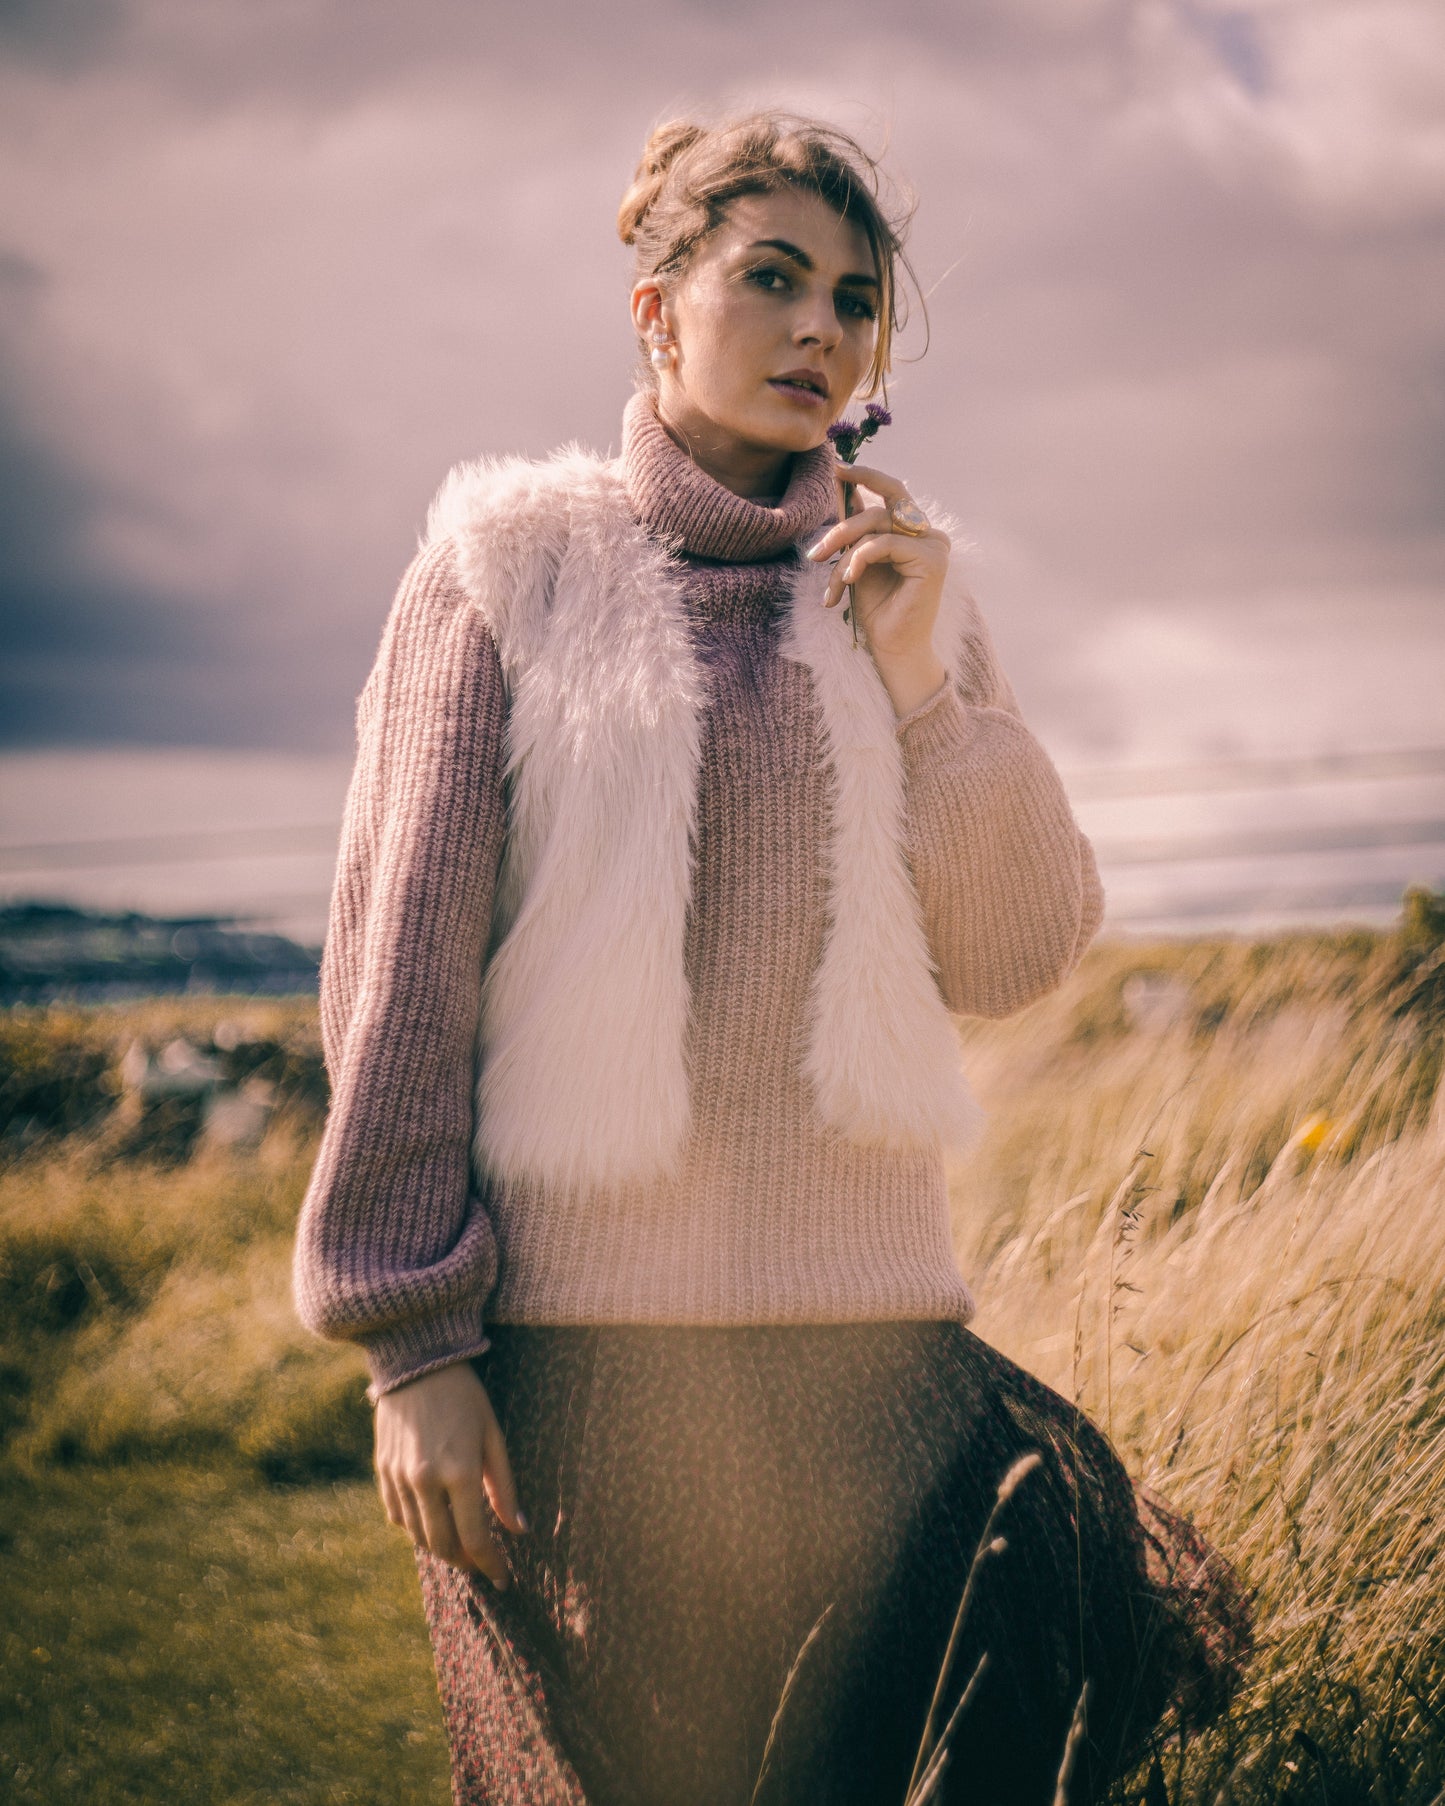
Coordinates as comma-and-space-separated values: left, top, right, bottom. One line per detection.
888, 499, 930, 538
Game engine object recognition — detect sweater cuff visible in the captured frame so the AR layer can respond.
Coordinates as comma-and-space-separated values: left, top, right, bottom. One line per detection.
361, 1307, 494, 1406
895, 679, 979, 772
892, 673, 954, 738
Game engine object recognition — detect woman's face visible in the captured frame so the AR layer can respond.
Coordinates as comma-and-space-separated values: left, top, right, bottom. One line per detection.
634, 186, 880, 481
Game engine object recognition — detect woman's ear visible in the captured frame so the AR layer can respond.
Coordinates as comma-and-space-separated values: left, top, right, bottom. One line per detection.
630, 278, 670, 343
631, 278, 679, 374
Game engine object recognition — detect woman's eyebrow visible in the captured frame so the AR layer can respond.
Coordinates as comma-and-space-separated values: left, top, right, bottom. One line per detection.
743, 238, 879, 290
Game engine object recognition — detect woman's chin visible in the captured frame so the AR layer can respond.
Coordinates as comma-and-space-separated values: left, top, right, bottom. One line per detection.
739, 409, 830, 455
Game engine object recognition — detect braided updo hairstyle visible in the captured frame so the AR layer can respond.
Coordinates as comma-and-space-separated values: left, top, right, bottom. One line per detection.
617, 110, 918, 400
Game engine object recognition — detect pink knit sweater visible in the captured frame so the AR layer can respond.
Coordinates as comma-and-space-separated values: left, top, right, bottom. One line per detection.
293, 393, 1104, 1401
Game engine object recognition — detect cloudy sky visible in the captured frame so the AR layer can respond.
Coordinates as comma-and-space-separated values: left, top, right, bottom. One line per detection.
1, 0, 1443, 938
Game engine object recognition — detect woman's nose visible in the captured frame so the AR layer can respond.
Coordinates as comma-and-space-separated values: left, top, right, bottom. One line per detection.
794, 298, 843, 348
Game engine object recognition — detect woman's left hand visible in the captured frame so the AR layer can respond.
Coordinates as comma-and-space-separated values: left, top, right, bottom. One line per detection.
807, 463, 950, 667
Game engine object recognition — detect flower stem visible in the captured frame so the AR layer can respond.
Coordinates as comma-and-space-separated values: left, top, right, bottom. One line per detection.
839, 480, 860, 647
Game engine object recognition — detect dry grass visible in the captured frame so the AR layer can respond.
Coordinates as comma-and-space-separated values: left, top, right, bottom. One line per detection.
0, 1118, 373, 1481
2, 904, 1443, 1800
944, 921, 1445, 1799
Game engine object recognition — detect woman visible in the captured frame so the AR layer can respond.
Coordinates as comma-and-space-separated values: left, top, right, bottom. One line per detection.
293, 112, 1253, 1806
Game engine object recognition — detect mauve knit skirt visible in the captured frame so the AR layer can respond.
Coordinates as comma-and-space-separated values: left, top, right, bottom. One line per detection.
413, 1321, 1254, 1806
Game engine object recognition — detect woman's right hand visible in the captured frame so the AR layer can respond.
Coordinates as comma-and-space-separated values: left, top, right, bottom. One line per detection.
374, 1360, 530, 1588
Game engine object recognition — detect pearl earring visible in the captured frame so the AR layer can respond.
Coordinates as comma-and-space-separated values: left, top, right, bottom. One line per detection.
649, 326, 673, 371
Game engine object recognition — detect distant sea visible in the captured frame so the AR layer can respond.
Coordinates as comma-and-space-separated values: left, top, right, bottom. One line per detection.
2, 742, 1442, 951
0, 748, 353, 953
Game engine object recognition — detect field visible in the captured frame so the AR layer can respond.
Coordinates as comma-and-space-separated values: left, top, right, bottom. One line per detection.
2, 894, 1443, 1803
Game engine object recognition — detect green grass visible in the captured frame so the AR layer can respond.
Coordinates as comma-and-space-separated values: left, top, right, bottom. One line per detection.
0, 1458, 450, 1805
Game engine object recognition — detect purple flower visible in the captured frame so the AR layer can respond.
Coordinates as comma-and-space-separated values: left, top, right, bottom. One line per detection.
824, 403, 895, 644
827, 404, 892, 466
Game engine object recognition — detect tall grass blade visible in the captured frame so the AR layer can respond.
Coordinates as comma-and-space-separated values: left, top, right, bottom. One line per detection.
904, 1653, 989, 1806
748, 1601, 835, 1806
903, 1450, 1043, 1801
1051, 1679, 1090, 1806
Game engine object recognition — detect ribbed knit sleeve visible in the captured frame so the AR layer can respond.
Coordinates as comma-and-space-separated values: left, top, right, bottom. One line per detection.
893, 592, 1105, 1019
292, 536, 508, 1404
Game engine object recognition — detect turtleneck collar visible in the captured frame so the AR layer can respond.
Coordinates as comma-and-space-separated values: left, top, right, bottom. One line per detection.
621, 388, 837, 563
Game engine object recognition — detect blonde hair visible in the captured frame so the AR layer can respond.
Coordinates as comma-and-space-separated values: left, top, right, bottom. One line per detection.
617, 110, 919, 400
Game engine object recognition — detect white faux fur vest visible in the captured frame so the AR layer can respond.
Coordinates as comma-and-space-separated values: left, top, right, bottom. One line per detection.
424, 445, 985, 1193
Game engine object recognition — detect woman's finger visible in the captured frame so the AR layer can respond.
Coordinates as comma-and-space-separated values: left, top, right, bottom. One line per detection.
823, 527, 895, 606
395, 1479, 428, 1553
448, 1480, 510, 1588
377, 1465, 407, 1531
806, 506, 891, 563
481, 1408, 529, 1537
414, 1469, 468, 1569
837, 461, 911, 505
838, 532, 939, 588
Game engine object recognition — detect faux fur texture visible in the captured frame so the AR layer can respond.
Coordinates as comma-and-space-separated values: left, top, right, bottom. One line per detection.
424, 448, 983, 1192
781, 523, 987, 1155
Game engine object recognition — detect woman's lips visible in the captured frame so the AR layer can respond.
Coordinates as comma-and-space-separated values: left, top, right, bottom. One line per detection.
768, 377, 829, 407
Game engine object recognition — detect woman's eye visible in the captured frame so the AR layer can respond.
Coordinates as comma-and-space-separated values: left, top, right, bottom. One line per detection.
747, 266, 789, 292
838, 293, 877, 322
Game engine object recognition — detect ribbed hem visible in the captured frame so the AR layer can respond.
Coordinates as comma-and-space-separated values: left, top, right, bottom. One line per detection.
621, 390, 837, 561
894, 674, 960, 741
485, 1270, 978, 1333
362, 1309, 494, 1406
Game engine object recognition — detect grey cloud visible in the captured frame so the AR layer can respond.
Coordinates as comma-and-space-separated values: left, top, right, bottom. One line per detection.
3, 0, 1143, 113
0, 372, 265, 745
0, 247, 45, 295
0, 0, 1440, 763
1176, 1, 1272, 96
0, 0, 124, 72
